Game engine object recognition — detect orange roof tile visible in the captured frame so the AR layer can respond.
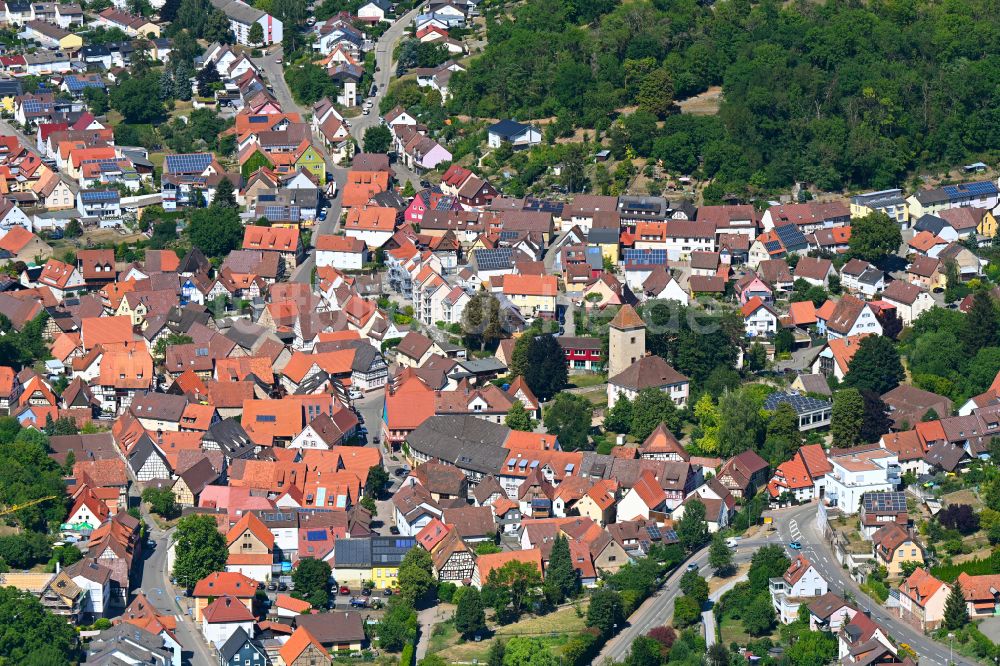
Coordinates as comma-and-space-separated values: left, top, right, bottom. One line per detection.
502, 274, 558, 297
279, 627, 325, 664
226, 511, 275, 549
476, 548, 543, 582
192, 571, 257, 598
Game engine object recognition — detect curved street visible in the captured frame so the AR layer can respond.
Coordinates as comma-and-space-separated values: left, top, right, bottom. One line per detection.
777, 503, 976, 666
597, 535, 778, 664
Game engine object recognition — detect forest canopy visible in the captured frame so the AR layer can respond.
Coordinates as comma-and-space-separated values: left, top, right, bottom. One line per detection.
448, 0, 1000, 197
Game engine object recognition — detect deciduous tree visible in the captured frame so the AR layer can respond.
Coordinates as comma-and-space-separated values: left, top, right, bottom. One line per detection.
843, 335, 904, 394
172, 514, 228, 590
709, 532, 734, 576
543, 393, 593, 451
398, 546, 436, 606
847, 212, 902, 264
364, 125, 393, 154
630, 388, 681, 442
505, 401, 535, 431
831, 388, 864, 447
454, 586, 486, 638
292, 558, 331, 607
586, 588, 625, 637
677, 498, 709, 552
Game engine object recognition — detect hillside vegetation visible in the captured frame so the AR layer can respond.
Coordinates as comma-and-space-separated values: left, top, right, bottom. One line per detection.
448, 0, 1000, 200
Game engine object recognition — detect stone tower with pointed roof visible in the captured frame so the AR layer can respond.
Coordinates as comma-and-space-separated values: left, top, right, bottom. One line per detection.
608, 304, 645, 380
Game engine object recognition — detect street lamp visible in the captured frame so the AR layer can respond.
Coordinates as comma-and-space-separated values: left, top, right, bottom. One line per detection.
948, 632, 954, 666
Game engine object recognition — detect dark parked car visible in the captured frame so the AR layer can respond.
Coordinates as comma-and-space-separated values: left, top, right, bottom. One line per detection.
390, 526, 400, 535
278, 582, 287, 591
267, 581, 277, 591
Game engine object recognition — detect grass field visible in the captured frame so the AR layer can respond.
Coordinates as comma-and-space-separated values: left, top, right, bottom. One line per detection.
719, 615, 776, 646
431, 602, 589, 663
567, 374, 607, 389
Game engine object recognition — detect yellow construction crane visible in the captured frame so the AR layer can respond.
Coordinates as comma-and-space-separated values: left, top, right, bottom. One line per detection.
0, 495, 57, 518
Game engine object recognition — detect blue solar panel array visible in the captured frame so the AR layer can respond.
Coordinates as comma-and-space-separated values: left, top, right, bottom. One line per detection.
263, 206, 301, 222
164, 153, 212, 174
306, 529, 327, 541
944, 181, 997, 198
774, 224, 808, 250
623, 249, 668, 266
473, 247, 513, 270
80, 189, 118, 203
65, 76, 104, 92
22, 100, 50, 113
764, 391, 831, 414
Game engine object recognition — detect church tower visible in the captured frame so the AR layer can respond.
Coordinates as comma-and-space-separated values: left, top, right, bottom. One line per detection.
607, 304, 646, 379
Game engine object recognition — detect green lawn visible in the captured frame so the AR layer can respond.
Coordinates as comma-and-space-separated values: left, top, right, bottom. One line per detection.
719, 615, 777, 647
567, 373, 607, 389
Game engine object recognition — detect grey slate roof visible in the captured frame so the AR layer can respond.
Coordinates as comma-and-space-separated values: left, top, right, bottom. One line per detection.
406, 415, 510, 474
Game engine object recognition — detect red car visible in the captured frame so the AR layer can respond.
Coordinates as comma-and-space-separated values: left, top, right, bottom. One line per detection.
339, 586, 350, 595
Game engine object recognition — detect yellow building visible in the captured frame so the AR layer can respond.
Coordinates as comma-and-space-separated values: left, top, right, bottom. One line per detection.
59, 33, 83, 51
978, 210, 998, 238
873, 524, 924, 577
849, 189, 910, 227
294, 143, 326, 185
502, 274, 558, 319
371, 566, 399, 590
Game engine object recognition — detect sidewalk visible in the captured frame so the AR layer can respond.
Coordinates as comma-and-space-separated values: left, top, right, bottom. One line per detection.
703, 573, 748, 648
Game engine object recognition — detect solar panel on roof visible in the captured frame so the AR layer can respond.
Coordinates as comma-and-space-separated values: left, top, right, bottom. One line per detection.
863, 492, 905, 512
474, 247, 513, 271
165, 153, 212, 174
645, 525, 661, 540
944, 181, 996, 198
764, 240, 782, 253
623, 249, 667, 266
81, 190, 118, 203
774, 224, 807, 249
306, 529, 326, 541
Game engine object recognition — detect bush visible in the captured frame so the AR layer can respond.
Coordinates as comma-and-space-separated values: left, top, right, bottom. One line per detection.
437, 582, 457, 603
939, 504, 980, 535
562, 628, 600, 666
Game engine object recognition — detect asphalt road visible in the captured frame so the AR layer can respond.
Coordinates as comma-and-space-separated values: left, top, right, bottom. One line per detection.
135, 508, 217, 666
348, 6, 423, 142
597, 535, 779, 664
253, 46, 306, 117
289, 167, 347, 284
778, 503, 976, 666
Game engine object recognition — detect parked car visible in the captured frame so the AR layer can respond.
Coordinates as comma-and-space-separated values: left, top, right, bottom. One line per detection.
390, 526, 400, 535
686, 563, 699, 572
267, 581, 277, 591
349, 388, 363, 400
383, 588, 393, 596
278, 582, 287, 591
351, 598, 367, 608
317, 209, 327, 221
340, 586, 350, 595
360, 588, 371, 596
